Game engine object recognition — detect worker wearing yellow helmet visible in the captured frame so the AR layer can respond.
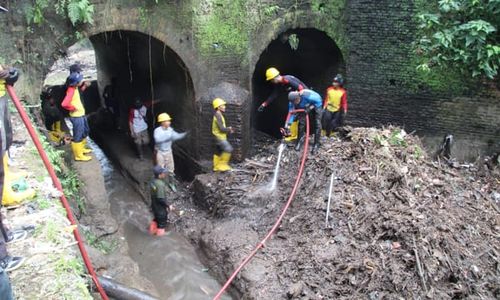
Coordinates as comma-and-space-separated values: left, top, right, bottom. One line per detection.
258, 67, 308, 142
212, 98, 234, 172
258, 67, 308, 112
154, 112, 187, 186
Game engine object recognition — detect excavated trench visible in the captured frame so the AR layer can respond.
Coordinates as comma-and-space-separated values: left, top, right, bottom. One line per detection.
252, 28, 345, 138
90, 143, 231, 300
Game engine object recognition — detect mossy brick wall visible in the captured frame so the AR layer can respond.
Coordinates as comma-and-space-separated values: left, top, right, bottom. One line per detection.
345, 0, 499, 158
0, 0, 498, 161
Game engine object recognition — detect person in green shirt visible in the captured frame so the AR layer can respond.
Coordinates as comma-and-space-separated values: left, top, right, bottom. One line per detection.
148, 165, 172, 236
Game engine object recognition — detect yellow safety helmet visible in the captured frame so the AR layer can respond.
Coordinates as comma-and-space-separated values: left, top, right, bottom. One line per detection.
265, 67, 280, 81
212, 98, 226, 109
157, 113, 172, 123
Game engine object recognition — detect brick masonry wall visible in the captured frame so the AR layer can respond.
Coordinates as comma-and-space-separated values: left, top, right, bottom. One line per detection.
1, 0, 498, 161
345, 0, 499, 158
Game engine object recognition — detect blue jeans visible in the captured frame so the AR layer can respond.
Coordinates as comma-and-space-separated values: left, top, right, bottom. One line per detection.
69, 116, 89, 142
0, 270, 13, 300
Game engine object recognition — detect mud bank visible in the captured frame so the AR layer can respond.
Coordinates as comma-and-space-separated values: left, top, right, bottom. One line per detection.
190, 128, 500, 299
90, 120, 500, 299
69, 140, 158, 297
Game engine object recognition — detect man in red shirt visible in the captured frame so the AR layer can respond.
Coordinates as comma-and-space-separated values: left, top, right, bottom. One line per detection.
321, 74, 347, 137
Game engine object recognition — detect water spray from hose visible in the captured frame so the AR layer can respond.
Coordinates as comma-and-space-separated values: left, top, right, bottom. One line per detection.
269, 143, 286, 191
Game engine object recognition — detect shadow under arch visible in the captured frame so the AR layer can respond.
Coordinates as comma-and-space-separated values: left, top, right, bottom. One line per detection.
89, 30, 197, 179
252, 28, 345, 138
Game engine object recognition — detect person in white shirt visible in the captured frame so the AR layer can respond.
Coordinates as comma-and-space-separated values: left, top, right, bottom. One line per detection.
128, 98, 150, 160
153, 112, 187, 174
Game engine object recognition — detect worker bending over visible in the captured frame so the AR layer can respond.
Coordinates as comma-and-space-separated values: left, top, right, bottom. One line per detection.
258, 68, 308, 141
285, 89, 323, 154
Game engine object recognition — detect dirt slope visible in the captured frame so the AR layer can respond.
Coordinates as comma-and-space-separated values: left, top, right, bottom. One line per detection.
189, 127, 499, 299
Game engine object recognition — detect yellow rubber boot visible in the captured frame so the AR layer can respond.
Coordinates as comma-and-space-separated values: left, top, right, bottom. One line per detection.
71, 141, 92, 161
284, 121, 298, 142
3, 154, 26, 181
48, 130, 64, 144
216, 152, 232, 172
2, 181, 36, 206
212, 154, 221, 171
321, 129, 326, 137
82, 138, 92, 154
53, 121, 62, 132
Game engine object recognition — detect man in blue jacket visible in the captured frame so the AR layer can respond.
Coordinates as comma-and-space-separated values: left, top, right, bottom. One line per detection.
284, 89, 323, 154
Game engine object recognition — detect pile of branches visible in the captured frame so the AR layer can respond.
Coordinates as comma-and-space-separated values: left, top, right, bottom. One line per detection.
198, 127, 499, 299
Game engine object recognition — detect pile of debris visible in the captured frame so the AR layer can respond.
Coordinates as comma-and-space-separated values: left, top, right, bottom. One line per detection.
192, 127, 499, 299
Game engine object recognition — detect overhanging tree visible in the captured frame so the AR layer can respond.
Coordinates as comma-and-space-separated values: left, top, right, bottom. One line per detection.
415, 0, 500, 80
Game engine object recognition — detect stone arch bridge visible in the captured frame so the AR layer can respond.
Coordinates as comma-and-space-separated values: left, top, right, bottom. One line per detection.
1, 1, 498, 172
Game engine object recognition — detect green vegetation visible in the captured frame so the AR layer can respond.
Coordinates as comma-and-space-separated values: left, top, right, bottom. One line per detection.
404, 55, 469, 94
54, 255, 84, 275
414, 0, 499, 80
82, 228, 118, 254
375, 128, 409, 148
310, 0, 347, 53
34, 219, 62, 244
194, 0, 249, 57
193, 0, 346, 60
26, 0, 94, 26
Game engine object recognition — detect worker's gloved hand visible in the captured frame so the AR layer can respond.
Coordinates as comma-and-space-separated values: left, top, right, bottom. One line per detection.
5, 68, 19, 86
281, 125, 291, 137
257, 103, 267, 112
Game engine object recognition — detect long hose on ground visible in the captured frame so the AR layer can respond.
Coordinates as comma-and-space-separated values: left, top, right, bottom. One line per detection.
6, 85, 109, 300
213, 109, 310, 300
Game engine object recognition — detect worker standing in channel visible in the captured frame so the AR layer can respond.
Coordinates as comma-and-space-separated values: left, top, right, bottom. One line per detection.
103, 77, 120, 130
148, 165, 173, 237
285, 89, 323, 154
61, 71, 93, 161
153, 113, 187, 176
212, 98, 234, 172
128, 98, 150, 160
322, 74, 347, 137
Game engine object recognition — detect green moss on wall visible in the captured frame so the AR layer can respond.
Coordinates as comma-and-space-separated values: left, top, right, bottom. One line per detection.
310, 0, 347, 55
403, 56, 472, 95
194, 0, 249, 58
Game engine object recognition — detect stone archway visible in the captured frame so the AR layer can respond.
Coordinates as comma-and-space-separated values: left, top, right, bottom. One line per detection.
251, 28, 345, 137
87, 30, 197, 179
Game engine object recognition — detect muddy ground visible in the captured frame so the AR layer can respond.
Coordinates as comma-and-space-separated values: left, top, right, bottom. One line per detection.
183, 129, 499, 299
91, 120, 499, 299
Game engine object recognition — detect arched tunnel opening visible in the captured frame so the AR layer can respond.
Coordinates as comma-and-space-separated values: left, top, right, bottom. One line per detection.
87, 30, 197, 180
252, 28, 345, 138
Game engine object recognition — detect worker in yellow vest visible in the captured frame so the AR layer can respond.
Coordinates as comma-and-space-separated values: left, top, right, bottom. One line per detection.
61, 71, 92, 161
322, 74, 348, 137
212, 98, 234, 172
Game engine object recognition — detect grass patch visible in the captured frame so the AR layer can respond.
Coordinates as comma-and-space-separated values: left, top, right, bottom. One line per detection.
81, 228, 118, 254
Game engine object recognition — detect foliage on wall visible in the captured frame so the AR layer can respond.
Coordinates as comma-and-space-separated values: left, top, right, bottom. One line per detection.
414, 0, 499, 80
26, 0, 94, 26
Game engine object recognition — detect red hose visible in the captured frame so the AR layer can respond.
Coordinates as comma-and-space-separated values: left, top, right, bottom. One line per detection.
213, 109, 310, 300
6, 85, 109, 300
